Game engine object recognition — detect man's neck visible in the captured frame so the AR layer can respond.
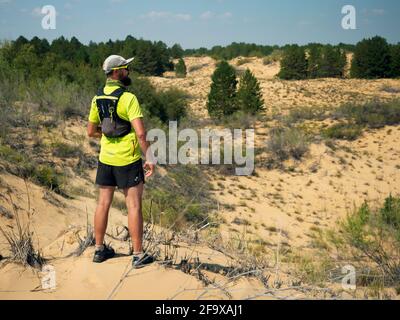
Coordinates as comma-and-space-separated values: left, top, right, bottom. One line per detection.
106, 78, 124, 86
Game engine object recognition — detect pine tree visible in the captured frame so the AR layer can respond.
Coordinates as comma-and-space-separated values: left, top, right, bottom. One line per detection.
175, 58, 187, 78
350, 36, 392, 79
307, 45, 321, 79
390, 44, 400, 78
278, 45, 308, 80
317, 45, 346, 78
236, 69, 264, 115
132, 42, 164, 76
171, 44, 184, 59
207, 61, 238, 119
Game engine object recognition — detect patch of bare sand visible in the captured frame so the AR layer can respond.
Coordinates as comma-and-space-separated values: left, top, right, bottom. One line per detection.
0, 173, 268, 300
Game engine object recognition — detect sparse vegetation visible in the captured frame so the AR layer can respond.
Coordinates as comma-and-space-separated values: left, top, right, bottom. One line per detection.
336, 100, 400, 129
52, 142, 82, 158
267, 127, 310, 164
0, 194, 45, 269
263, 49, 283, 65
143, 165, 217, 230
323, 122, 363, 141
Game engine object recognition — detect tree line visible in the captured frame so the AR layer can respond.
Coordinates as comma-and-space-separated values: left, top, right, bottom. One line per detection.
278, 36, 400, 80
0, 35, 181, 85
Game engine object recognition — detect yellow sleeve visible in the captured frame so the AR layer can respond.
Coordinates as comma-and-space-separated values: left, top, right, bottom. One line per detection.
126, 94, 143, 121
88, 97, 100, 124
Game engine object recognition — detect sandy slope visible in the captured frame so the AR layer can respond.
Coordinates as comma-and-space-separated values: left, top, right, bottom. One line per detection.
148, 57, 400, 249
1, 56, 400, 300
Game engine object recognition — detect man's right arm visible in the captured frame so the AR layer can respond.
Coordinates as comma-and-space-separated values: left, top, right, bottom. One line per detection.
87, 97, 102, 138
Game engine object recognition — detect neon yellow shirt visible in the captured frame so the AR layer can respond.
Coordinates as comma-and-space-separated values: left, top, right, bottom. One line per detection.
88, 79, 143, 167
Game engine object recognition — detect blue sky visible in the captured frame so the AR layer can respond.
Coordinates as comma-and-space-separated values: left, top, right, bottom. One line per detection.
0, 0, 399, 48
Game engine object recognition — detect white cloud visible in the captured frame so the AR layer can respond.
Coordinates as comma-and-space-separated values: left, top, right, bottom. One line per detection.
199, 11, 232, 20
371, 8, 385, 16
200, 11, 215, 20
219, 12, 232, 19
31, 7, 42, 17
141, 11, 192, 22
362, 8, 385, 16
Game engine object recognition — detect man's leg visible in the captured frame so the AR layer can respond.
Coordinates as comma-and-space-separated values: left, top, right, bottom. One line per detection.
94, 186, 115, 246
124, 183, 144, 253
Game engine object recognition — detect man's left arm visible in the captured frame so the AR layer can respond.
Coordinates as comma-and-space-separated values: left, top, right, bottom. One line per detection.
127, 94, 154, 178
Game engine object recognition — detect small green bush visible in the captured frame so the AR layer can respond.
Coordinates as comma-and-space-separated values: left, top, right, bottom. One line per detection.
337, 196, 400, 285
52, 142, 82, 158
380, 195, 400, 230
267, 127, 310, 162
286, 106, 329, 123
158, 88, 188, 122
143, 165, 217, 231
323, 122, 363, 141
336, 100, 400, 129
0, 144, 65, 194
33, 165, 65, 193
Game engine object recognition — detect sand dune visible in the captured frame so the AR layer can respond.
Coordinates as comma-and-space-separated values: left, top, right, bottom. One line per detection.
1, 56, 400, 299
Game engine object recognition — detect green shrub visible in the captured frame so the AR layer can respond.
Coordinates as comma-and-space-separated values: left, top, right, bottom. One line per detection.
380, 195, 400, 230
286, 106, 329, 123
0, 145, 25, 163
158, 88, 188, 122
267, 127, 310, 162
52, 142, 82, 158
130, 75, 188, 123
0, 144, 65, 194
336, 100, 400, 129
337, 196, 400, 285
33, 165, 65, 193
323, 122, 363, 141
143, 165, 217, 230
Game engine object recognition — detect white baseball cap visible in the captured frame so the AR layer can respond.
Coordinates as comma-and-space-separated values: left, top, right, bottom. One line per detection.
103, 55, 134, 74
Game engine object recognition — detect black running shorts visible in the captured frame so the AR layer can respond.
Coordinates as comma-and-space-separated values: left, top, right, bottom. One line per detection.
95, 159, 145, 189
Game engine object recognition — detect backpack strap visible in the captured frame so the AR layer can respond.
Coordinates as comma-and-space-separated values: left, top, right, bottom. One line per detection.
96, 86, 126, 100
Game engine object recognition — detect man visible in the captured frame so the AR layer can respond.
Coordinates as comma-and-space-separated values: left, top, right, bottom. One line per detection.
87, 55, 155, 268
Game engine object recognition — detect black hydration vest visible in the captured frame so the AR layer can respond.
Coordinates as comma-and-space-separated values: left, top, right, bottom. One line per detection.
95, 87, 132, 138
